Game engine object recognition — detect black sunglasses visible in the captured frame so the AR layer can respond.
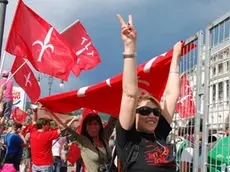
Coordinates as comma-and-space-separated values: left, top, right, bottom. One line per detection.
136, 106, 161, 117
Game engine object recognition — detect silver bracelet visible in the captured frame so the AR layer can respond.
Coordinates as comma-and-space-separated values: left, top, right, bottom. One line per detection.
169, 70, 179, 74
123, 52, 137, 58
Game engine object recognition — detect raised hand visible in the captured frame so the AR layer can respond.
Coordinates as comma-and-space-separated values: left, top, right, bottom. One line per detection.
117, 14, 136, 48
173, 41, 183, 57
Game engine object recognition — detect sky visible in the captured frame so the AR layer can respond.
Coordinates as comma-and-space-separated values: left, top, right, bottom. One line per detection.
1, 0, 230, 100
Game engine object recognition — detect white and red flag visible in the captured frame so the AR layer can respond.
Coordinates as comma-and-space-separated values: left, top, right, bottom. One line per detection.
38, 44, 196, 117
176, 73, 196, 118
11, 57, 40, 103
61, 20, 101, 77
5, 0, 77, 81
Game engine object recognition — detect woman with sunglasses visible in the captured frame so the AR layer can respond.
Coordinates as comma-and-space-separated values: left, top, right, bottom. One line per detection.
116, 14, 182, 172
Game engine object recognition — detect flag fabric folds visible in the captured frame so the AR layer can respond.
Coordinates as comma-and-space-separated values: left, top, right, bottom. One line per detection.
61, 20, 101, 77
11, 107, 29, 124
5, 0, 77, 81
38, 44, 196, 117
176, 73, 196, 118
11, 57, 40, 103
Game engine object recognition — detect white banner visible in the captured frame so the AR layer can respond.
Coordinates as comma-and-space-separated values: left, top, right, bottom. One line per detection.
12, 86, 26, 110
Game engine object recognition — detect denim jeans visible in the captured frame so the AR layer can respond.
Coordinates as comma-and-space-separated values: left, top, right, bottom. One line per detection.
53, 156, 62, 172
32, 164, 54, 172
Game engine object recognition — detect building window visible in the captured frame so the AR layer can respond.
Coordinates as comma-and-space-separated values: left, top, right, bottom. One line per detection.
212, 67, 216, 76
218, 82, 223, 102
223, 48, 229, 59
227, 80, 229, 104
214, 55, 217, 61
225, 19, 230, 40
218, 52, 223, 60
227, 61, 229, 71
218, 63, 223, 74
212, 84, 216, 103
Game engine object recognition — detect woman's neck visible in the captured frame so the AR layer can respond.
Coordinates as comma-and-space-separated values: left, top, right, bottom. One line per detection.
92, 136, 104, 147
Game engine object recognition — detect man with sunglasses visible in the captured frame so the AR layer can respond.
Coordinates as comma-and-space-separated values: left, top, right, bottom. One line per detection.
115, 14, 182, 172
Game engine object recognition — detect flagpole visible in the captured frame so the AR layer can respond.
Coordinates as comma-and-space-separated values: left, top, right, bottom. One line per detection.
0, 50, 6, 74
0, 0, 8, 62
7, 59, 27, 82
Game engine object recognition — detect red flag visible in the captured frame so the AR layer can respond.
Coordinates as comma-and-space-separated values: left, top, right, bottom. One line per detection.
38, 44, 196, 116
66, 143, 81, 166
21, 124, 33, 136
11, 57, 40, 103
11, 107, 28, 124
82, 108, 98, 118
5, 0, 77, 81
176, 73, 196, 118
61, 20, 101, 77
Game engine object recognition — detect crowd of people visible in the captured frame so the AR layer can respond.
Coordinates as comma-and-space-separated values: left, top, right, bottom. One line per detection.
0, 14, 228, 172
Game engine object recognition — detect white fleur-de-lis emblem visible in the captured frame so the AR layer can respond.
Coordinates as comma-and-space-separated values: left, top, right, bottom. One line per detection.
143, 52, 166, 73
33, 27, 54, 62
77, 86, 89, 97
143, 56, 158, 73
177, 94, 192, 107
106, 78, 112, 87
24, 72, 32, 87
185, 84, 193, 93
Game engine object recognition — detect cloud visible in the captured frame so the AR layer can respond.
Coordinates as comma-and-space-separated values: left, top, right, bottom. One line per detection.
1, 0, 230, 99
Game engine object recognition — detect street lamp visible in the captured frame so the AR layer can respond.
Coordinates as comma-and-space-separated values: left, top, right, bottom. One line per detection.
59, 80, 64, 89
37, 73, 53, 96
48, 76, 53, 96
0, 0, 8, 62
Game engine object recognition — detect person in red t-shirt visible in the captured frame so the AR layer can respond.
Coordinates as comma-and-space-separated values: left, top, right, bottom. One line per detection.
30, 108, 60, 172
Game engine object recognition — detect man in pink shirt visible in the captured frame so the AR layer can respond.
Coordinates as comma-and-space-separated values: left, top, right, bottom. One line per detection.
0, 70, 13, 125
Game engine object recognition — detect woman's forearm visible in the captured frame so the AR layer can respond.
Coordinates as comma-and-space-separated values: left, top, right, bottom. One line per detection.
165, 42, 181, 97
122, 45, 138, 96
117, 14, 138, 130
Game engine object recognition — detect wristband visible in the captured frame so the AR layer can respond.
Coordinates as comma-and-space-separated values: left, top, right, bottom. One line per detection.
169, 70, 179, 74
123, 52, 137, 58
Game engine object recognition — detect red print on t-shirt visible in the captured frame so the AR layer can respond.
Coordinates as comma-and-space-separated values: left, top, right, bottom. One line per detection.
144, 140, 175, 166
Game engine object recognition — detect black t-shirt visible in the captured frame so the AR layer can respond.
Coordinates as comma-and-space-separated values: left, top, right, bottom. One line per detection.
116, 116, 176, 172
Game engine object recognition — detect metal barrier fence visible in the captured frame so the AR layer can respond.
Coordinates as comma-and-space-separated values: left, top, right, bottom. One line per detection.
169, 31, 204, 172
170, 11, 230, 172
203, 12, 230, 172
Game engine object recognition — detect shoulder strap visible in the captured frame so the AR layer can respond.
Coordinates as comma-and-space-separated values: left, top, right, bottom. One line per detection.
52, 137, 61, 146
108, 146, 118, 171
123, 144, 139, 172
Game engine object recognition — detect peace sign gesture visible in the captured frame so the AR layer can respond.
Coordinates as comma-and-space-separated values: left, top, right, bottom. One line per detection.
117, 14, 136, 47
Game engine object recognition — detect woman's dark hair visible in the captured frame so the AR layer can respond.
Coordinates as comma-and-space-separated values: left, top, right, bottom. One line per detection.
81, 113, 104, 139
81, 113, 110, 161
